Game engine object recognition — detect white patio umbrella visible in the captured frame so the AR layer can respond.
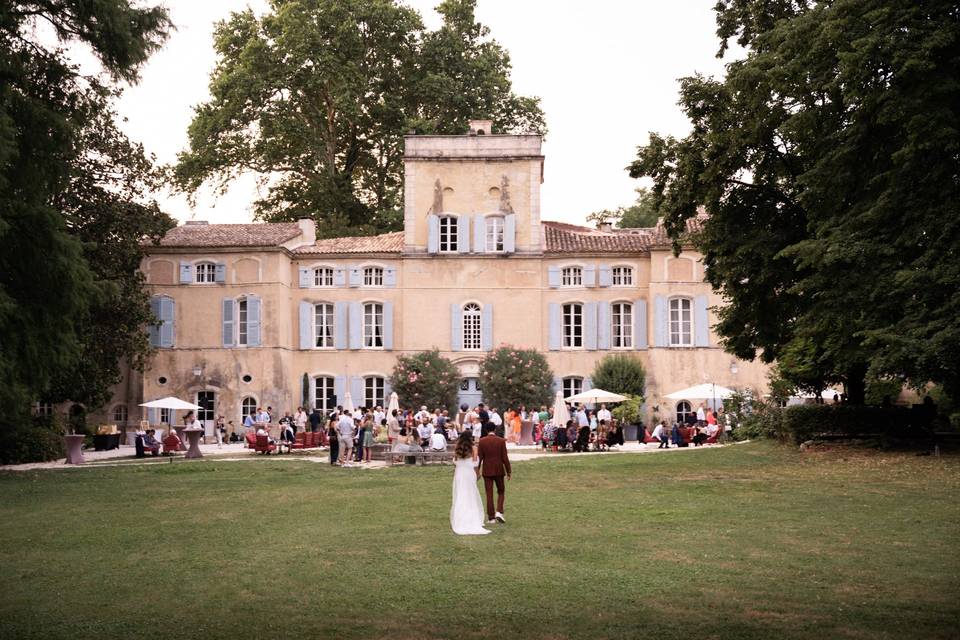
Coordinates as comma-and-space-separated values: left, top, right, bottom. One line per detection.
664, 383, 736, 411
387, 391, 400, 414
139, 397, 201, 410
565, 388, 628, 405
342, 391, 355, 413
551, 391, 570, 427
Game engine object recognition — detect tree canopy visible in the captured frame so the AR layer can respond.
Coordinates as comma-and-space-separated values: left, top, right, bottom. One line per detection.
629, 0, 960, 403
586, 188, 660, 229
172, 0, 546, 238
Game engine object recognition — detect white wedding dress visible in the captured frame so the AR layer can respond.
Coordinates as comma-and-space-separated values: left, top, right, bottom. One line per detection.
450, 457, 490, 535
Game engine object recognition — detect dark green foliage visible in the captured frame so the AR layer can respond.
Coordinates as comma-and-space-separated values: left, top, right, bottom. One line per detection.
735, 403, 783, 441
478, 345, 554, 412
630, 0, 960, 403
173, 0, 545, 238
587, 187, 660, 229
0, 416, 66, 465
779, 405, 916, 445
388, 350, 460, 412
589, 354, 646, 398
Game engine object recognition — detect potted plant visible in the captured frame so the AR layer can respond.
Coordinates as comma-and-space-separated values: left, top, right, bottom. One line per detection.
612, 394, 644, 441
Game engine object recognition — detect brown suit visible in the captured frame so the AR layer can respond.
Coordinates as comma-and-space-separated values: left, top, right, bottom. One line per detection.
477, 433, 511, 520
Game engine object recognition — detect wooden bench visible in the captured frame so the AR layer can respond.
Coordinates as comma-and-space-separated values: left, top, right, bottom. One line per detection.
383, 449, 454, 467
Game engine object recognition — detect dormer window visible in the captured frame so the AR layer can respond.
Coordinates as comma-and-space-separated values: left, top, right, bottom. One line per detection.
195, 262, 216, 283
314, 267, 334, 287
363, 267, 384, 287
439, 216, 458, 252
561, 267, 582, 287
486, 216, 504, 252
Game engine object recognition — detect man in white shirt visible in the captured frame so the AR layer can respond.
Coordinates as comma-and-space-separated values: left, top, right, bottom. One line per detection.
489, 410, 502, 427
414, 405, 430, 423
696, 403, 706, 423
417, 419, 433, 448
597, 404, 612, 425
429, 429, 447, 451
294, 407, 307, 432
652, 422, 668, 449
576, 406, 589, 428
255, 407, 271, 424
373, 406, 385, 427
337, 411, 355, 465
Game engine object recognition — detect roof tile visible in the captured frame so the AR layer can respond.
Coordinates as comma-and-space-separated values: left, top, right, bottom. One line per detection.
295, 232, 404, 255
157, 223, 302, 248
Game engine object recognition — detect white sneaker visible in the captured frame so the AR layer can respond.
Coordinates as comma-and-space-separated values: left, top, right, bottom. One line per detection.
495, 512, 505, 523
486, 519, 497, 525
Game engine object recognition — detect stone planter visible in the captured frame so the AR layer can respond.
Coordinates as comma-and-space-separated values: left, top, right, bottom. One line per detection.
623, 423, 639, 442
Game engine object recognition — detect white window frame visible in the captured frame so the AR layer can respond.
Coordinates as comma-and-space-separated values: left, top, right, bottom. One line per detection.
463, 302, 482, 351
364, 376, 385, 409
195, 262, 217, 284
112, 405, 128, 424
612, 265, 634, 287
237, 297, 249, 346
314, 376, 334, 413
669, 297, 693, 347
612, 301, 633, 349
363, 266, 384, 287
241, 397, 257, 424
439, 216, 458, 253
562, 377, 583, 400
562, 302, 583, 349
34, 402, 54, 418
561, 266, 583, 287
160, 408, 172, 425
313, 266, 334, 287
363, 302, 384, 349
314, 302, 334, 349
676, 400, 693, 424
486, 216, 504, 253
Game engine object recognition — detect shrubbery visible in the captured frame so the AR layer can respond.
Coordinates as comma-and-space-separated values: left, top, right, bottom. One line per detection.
590, 354, 646, 398
779, 405, 915, 444
0, 415, 66, 465
478, 346, 554, 412
388, 350, 460, 411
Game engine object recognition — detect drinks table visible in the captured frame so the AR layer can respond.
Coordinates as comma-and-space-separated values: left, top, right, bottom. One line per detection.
183, 427, 204, 459
64, 434, 86, 464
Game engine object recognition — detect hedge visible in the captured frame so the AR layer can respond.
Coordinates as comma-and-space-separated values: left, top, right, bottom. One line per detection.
778, 405, 918, 444
0, 422, 66, 465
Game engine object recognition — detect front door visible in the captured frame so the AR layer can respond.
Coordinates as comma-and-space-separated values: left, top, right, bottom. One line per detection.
457, 378, 482, 410
196, 391, 215, 438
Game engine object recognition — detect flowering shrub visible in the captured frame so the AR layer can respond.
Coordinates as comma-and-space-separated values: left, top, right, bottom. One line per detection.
478, 345, 554, 412
388, 350, 460, 412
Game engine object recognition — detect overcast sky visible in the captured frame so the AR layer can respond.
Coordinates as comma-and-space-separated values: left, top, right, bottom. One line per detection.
109, 0, 735, 227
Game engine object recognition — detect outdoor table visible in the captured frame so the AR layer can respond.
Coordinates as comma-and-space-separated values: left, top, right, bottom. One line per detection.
519, 420, 534, 445
93, 433, 121, 451
183, 427, 204, 459
173, 425, 187, 443
64, 434, 86, 464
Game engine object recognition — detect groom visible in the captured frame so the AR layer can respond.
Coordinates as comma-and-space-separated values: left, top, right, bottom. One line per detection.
477, 423, 511, 524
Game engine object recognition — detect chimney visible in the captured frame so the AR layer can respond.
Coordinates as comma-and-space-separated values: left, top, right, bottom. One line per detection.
468, 119, 493, 136
296, 218, 316, 244
185, 220, 209, 225
598, 221, 613, 233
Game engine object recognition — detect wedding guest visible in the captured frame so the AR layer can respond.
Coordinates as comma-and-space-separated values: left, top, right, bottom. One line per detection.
671, 422, 683, 447
143, 429, 161, 456
361, 413, 375, 463
337, 410, 354, 466
387, 409, 401, 446
430, 428, 447, 451
417, 418, 433, 449
652, 421, 669, 448
327, 418, 339, 465
294, 406, 307, 432
308, 407, 322, 433
597, 403, 612, 426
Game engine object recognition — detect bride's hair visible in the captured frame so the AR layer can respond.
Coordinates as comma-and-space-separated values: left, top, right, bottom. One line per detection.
454, 432, 473, 459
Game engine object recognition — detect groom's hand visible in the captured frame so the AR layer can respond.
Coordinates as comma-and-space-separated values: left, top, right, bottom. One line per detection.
507, 473, 511, 481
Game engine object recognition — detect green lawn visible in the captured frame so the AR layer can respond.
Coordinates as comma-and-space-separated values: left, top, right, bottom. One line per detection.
1, 442, 958, 639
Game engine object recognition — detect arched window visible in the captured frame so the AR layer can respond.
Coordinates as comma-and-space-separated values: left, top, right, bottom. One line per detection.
463, 303, 481, 350
364, 376, 385, 408
195, 262, 217, 283
669, 297, 693, 346
314, 303, 334, 348
439, 216, 458, 252
561, 266, 583, 287
241, 397, 257, 424
363, 302, 384, 348
314, 376, 334, 413
562, 303, 583, 348
676, 400, 693, 424
112, 405, 128, 424
363, 267, 384, 287
612, 266, 633, 286
313, 267, 334, 287
612, 302, 633, 348
562, 377, 583, 399
485, 216, 504, 252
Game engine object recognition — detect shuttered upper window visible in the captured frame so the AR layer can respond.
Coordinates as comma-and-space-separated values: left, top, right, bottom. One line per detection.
195, 262, 217, 283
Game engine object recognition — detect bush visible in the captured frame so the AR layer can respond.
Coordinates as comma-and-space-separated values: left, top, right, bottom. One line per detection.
0, 415, 67, 464
735, 401, 783, 441
612, 395, 643, 425
590, 354, 645, 398
478, 345, 554, 412
388, 350, 460, 412
779, 404, 915, 444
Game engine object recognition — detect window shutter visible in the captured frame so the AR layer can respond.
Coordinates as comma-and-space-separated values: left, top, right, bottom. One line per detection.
584, 302, 598, 350
384, 267, 397, 288
503, 214, 516, 254
299, 301, 313, 350
349, 302, 362, 349
552, 376, 561, 394
583, 377, 593, 392
427, 214, 439, 254
334, 302, 348, 349
179, 262, 193, 284
457, 215, 470, 254
246, 296, 261, 346
334, 376, 346, 408
383, 378, 393, 402
351, 377, 364, 408
634, 299, 648, 349
598, 302, 611, 350
383, 301, 394, 350
654, 295, 668, 347
149, 296, 161, 347
473, 215, 485, 253
159, 297, 175, 348
583, 265, 596, 287
348, 266, 361, 287
450, 303, 462, 351
147, 407, 158, 425
215, 263, 227, 283
333, 268, 346, 287
598, 264, 612, 287
547, 266, 561, 288
222, 298, 235, 348
548, 303, 561, 351
481, 303, 493, 351
298, 268, 311, 288
694, 295, 710, 347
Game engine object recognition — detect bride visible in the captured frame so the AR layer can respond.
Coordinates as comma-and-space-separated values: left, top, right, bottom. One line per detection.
450, 432, 490, 535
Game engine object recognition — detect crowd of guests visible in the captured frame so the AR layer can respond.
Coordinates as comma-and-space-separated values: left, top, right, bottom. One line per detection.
649, 403, 726, 448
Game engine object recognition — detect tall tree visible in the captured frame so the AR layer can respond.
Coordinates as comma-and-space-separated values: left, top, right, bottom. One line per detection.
586, 187, 660, 229
0, 1, 172, 432
630, 0, 960, 403
173, 0, 545, 238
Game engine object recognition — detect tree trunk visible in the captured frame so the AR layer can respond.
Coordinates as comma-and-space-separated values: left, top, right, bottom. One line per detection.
844, 364, 868, 405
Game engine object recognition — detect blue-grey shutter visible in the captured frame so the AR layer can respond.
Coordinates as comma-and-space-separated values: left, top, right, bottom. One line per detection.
383, 301, 394, 350
349, 302, 362, 349
473, 215, 485, 253
583, 265, 596, 287
334, 376, 346, 408
246, 295, 261, 346
552, 376, 561, 393
215, 263, 227, 283
299, 301, 313, 350
148, 407, 158, 425
384, 267, 397, 288
149, 296, 161, 347
598, 302, 611, 350
348, 266, 361, 287
450, 303, 463, 351
179, 262, 192, 284
427, 214, 439, 254
333, 268, 346, 287
481, 304, 493, 351
584, 302, 598, 350
634, 299, 648, 349
598, 264, 612, 287
548, 266, 561, 288
334, 302, 348, 349
654, 295, 669, 347
695, 295, 709, 347
222, 298, 235, 348
159, 297, 175, 347
548, 303, 561, 350
503, 214, 516, 254
383, 378, 392, 402
457, 215, 470, 254
351, 376, 364, 408
583, 377, 593, 392
298, 268, 311, 288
